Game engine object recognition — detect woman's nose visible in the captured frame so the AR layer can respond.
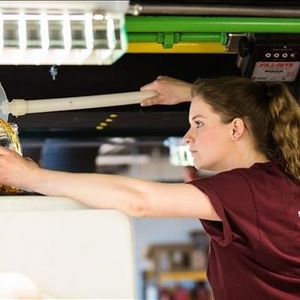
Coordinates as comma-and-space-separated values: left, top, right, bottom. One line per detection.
183, 128, 192, 144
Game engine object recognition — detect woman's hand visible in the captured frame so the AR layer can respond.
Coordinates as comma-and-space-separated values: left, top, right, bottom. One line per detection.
0, 272, 43, 299
140, 76, 192, 106
0, 146, 40, 192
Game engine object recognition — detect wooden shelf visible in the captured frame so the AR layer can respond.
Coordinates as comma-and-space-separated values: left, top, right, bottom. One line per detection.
158, 270, 207, 284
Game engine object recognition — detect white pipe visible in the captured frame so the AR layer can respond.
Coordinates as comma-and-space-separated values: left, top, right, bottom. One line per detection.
0, 91, 156, 117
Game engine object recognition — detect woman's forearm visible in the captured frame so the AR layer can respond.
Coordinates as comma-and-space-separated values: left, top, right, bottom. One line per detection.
30, 169, 155, 216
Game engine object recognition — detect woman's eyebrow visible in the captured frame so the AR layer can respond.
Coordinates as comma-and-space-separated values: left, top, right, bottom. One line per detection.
192, 114, 206, 120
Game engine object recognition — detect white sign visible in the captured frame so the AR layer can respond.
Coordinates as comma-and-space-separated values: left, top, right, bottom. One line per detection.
251, 61, 300, 82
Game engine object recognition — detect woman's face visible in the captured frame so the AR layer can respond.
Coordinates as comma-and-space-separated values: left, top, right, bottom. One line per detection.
183, 95, 234, 171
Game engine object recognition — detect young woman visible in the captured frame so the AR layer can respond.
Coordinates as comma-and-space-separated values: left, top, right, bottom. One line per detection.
0, 75, 299, 300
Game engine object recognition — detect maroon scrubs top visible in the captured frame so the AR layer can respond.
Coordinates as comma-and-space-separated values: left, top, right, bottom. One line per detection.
188, 162, 300, 300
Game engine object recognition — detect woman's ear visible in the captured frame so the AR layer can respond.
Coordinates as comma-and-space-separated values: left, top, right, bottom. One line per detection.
230, 118, 245, 141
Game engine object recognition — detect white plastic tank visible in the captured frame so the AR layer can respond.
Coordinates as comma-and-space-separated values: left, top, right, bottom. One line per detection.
0, 196, 135, 299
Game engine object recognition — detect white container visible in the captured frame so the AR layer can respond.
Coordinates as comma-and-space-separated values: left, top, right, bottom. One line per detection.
0, 196, 135, 299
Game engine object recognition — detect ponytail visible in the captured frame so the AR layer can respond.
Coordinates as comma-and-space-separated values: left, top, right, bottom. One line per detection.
268, 83, 300, 183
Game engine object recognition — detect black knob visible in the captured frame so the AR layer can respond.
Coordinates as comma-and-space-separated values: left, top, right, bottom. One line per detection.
238, 36, 251, 57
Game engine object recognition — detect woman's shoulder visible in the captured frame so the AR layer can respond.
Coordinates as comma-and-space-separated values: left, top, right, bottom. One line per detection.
190, 161, 294, 190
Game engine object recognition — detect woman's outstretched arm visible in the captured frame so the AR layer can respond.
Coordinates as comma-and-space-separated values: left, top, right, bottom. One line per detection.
0, 146, 220, 221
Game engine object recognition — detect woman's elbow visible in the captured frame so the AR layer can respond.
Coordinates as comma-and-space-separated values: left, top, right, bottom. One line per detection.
123, 194, 151, 217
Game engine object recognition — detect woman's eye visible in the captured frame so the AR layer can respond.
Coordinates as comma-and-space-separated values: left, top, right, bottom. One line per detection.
195, 121, 203, 128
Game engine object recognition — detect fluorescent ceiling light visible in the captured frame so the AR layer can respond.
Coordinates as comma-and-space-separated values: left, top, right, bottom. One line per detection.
0, 1, 129, 65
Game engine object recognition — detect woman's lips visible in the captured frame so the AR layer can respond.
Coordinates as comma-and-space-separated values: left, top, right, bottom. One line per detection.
190, 150, 197, 156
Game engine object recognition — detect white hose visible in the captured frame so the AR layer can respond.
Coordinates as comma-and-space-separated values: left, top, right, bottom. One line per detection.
0, 90, 156, 117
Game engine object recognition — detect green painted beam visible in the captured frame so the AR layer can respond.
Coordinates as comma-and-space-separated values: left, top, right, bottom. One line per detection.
125, 16, 300, 33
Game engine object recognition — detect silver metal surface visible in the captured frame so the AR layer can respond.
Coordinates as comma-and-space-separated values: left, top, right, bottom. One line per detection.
129, 4, 300, 17
0, 83, 8, 121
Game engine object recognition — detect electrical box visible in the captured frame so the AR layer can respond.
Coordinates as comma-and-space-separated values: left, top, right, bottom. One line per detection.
237, 33, 300, 83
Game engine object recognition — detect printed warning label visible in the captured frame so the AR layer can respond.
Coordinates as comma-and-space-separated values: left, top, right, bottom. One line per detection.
251, 61, 300, 82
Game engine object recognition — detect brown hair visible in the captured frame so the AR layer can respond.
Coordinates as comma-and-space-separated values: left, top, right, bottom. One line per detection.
191, 76, 300, 184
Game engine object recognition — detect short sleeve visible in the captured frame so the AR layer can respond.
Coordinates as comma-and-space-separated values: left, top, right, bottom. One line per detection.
188, 170, 259, 247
